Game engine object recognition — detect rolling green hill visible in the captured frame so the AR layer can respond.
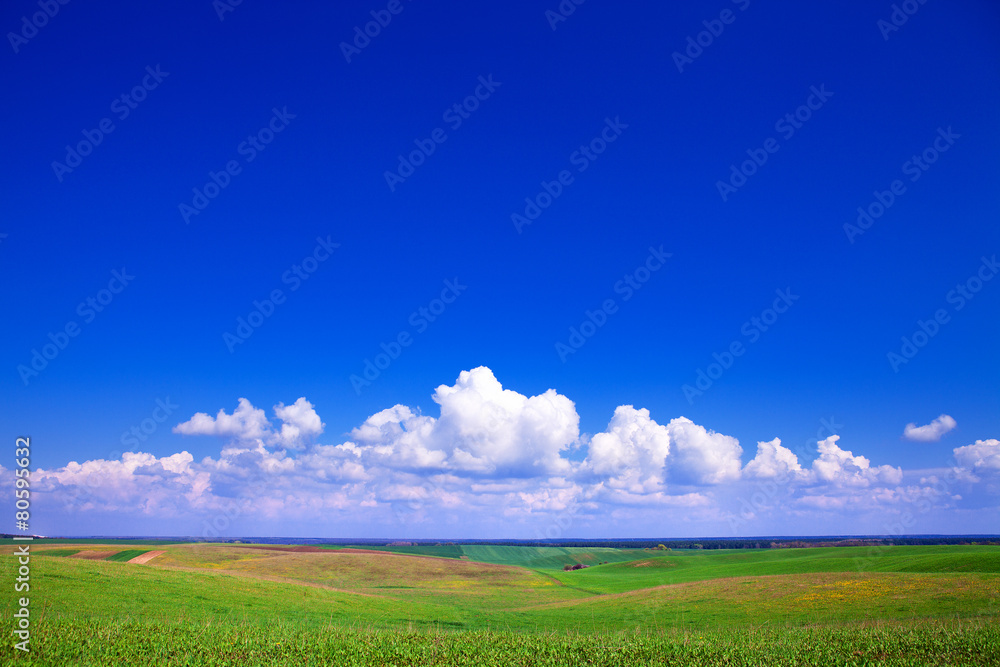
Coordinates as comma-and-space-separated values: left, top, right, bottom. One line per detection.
103, 549, 151, 562
332, 543, 654, 569
325, 544, 466, 559
2, 542, 998, 665
458, 544, 649, 569
555, 545, 1000, 594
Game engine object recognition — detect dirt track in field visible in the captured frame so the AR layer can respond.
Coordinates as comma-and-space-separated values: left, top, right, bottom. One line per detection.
127, 550, 165, 564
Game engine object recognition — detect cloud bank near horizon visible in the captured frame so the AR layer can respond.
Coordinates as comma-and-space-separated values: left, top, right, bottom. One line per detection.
9, 367, 998, 538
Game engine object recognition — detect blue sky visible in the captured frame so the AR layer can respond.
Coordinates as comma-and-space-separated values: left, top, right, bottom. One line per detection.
1, 0, 998, 539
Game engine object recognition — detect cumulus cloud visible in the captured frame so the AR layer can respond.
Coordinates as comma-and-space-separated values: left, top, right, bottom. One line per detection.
665, 417, 743, 485
432, 367, 579, 476
517, 483, 583, 513
15, 366, 990, 537
953, 439, 1000, 474
32, 451, 211, 515
810, 436, 902, 487
743, 438, 807, 481
582, 409, 744, 491
351, 367, 579, 477
351, 405, 444, 470
903, 414, 957, 442
273, 397, 325, 449
173, 396, 323, 450
585, 406, 671, 492
742, 435, 904, 489
173, 398, 269, 440
298, 443, 370, 483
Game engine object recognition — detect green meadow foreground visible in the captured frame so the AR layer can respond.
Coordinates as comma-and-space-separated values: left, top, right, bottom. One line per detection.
2, 542, 998, 665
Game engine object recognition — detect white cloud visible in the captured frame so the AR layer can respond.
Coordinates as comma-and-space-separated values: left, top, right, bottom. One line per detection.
517, 484, 582, 512
351, 405, 444, 470
582, 409, 745, 491
810, 435, 902, 487
665, 417, 743, 485
173, 397, 269, 440
592, 487, 711, 508
953, 439, 1000, 474
743, 438, 807, 481
298, 443, 369, 483
585, 406, 671, 492
796, 494, 847, 510
16, 366, 993, 538
903, 414, 957, 442
432, 366, 579, 476
173, 396, 324, 450
274, 397, 325, 449
352, 367, 579, 477
32, 451, 211, 515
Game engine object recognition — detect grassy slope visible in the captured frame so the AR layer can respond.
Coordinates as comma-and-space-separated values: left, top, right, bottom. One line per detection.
33, 549, 80, 557
327, 544, 466, 559
152, 544, 582, 613
104, 550, 150, 562
1, 555, 459, 628
5, 543, 998, 627
553, 545, 1000, 594
2, 543, 999, 664
514, 572, 1000, 631
459, 545, 650, 569
327, 544, 653, 569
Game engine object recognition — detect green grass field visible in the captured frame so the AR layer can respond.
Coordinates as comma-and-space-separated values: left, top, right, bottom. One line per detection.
30, 549, 79, 558
331, 543, 654, 569
2, 542, 998, 665
331, 544, 467, 559
102, 550, 151, 562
